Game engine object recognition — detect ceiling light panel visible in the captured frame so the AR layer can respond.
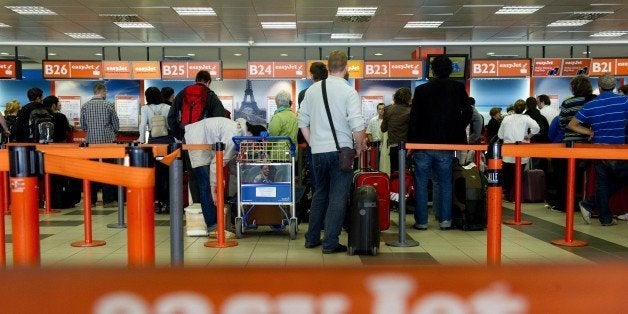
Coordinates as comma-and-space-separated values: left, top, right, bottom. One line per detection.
65, 33, 105, 39
173, 7, 216, 16
261, 22, 296, 29
331, 33, 363, 39
590, 31, 627, 37
404, 21, 444, 28
5, 6, 57, 15
336, 7, 377, 16
0, 23, 10, 27
114, 22, 155, 28
547, 20, 592, 27
495, 6, 544, 14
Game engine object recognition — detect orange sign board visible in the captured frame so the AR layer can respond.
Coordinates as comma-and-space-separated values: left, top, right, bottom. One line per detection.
43, 61, 102, 79
364, 61, 423, 79
306, 60, 364, 79
532, 58, 563, 77
0, 60, 21, 79
590, 58, 628, 76
471, 59, 530, 78
102, 61, 132, 79
247, 61, 306, 79
1, 265, 628, 313
161, 61, 222, 80
561, 58, 592, 76
131, 61, 161, 79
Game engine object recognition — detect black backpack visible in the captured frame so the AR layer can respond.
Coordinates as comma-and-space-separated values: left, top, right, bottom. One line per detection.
29, 108, 54, 143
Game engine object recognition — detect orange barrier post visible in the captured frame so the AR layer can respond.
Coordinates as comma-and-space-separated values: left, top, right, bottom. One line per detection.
0, 173, 4, 267
9, 146, 41, 267
504, 156, 531, 225
71, 180, 106, 247
552, 156, 587, 247
125, 146, 156, 266
40, 173, 61, 215
3, 171, 9, 215
206, 142, 238, 248
486, 139, 503, 265
474, 149, 482, 168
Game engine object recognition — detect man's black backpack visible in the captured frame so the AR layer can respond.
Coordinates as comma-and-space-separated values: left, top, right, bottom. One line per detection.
29, 108, 54, 143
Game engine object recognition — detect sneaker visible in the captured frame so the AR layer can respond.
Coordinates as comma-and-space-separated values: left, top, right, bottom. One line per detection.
578, 201, 592, 224
439, 220, 452, 230
103, 201, 118, 208
323, 244, 348, 254
617, 213, 628, 221
412, 224, 428, 230
601, 220, 617, 227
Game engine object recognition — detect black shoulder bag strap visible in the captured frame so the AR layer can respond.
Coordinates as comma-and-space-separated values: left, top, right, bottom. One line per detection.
321, 79, 341, 152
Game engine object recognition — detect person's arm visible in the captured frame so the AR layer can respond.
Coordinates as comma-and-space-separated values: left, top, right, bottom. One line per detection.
297, 90, 311, 144
109, 104, 120, 132
567, 117, 593, 140
299, 126, 310, 144
469, 111, 483, 143
497, 119, 505, 140
353, 129, 367, 156
0, 112, 9, 135
268, 115, 281, 136
380, 109, 389, 133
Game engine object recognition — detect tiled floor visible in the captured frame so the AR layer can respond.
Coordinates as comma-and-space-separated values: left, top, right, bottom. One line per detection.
3, 201, 628, 267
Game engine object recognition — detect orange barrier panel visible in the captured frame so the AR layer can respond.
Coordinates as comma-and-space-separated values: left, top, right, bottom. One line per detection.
206, 144, 238, 248
3, 264, 628, 313
501, 145, 628, 160
10, 176, 40, 267
0, 179, 4, 267
1, 171, 7, 214
71, 180, 106, 248
0, 149, 8, 172
36, 146, 127, 159
406, 143, 487, 151
40, 173, 61, 215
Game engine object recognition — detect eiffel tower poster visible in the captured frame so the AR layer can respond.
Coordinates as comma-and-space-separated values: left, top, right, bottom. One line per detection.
234, 79, 267, 125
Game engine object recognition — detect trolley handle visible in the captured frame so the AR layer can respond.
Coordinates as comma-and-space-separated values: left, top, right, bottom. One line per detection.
232, 134, 296, 155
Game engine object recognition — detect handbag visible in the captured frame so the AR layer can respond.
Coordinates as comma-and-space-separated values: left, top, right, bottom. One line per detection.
322, 79, 356, 172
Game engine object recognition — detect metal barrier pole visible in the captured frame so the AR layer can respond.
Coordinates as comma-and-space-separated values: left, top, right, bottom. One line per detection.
553, 142, 587, 247
107, 158, 127, 229
9, 145, 41, 267
40, 173, 61, 214
169, 143, 184, 266
486, 138, 503, 265
71, 179, 106, 247
386, 141, 419, 248
206, 142, 238, 248
126, 146, 156, 266
504, 156, 531, 225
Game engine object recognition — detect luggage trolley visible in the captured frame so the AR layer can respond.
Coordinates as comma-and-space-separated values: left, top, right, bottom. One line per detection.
232, 134, 298, 239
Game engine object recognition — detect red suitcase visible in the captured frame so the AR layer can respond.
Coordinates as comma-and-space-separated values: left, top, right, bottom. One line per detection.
584, 164, 628, 215
389, 170, 415, 206
354, 171, 390, 230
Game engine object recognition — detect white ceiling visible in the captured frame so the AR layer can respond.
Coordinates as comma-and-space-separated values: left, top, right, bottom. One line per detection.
0, 0, 627, 69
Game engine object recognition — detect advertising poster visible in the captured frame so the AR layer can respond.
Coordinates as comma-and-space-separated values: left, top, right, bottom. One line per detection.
58, 95, 81, 127
266, 96, 277, 123
115, 95, 140, 131
218, 96, 234, 119
361, 96, 384, 127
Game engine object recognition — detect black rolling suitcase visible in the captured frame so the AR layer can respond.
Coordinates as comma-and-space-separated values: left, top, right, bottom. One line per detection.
452, 164, 486, 231
348, 185, 380, 256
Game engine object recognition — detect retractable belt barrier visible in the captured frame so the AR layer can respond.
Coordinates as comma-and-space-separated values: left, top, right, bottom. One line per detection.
404, 141, 628, 265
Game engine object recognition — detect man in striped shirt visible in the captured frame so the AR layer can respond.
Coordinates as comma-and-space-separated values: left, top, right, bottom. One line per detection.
568, 74, 628, 226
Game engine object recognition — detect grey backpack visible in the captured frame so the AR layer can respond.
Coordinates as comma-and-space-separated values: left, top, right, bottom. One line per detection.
148, 105, 168, 138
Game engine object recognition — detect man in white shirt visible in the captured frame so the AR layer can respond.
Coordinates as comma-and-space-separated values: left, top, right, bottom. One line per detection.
366, 102, 385, 168
537, 94, 558, 126
298, 50, 367, 254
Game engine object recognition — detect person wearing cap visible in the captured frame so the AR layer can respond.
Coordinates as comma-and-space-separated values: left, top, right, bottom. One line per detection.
486, 107, 503, 142
568, 74, 628, 226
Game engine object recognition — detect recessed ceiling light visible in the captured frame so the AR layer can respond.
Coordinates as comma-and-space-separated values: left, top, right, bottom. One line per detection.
487, 52, 495, 55
261, 22, 296, 29
95, 53, 103, 56
582, 51, 591, 55
0, 52, 8, 56
280, 53, 288, 57
173, 7, 216, 16
114, 22, 154, 28
404, 21, 443, 28
374, 53, 383, 56
495, 6, 544, 14
590, 31, 627, 37
336, 7, 377, 16
548, 20, 592, 27
0, 23, 10, 28
65, 32, 105, 39
331, 33, 363, 39
98, 14, 139, 17
234, 53, 243, 56
5, 6, 56, 15
48, 53, 57, 56
187, 53, 196, 56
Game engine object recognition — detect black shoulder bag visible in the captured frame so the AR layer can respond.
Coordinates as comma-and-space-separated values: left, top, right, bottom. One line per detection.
321, 79, 356, 172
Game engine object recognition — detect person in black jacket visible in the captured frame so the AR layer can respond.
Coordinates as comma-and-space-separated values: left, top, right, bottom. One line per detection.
407, 55, 472, 231
525, 97, 549, 143
14, 87, 48, 142
43, 95, 73, 143
486, 107, 503, 142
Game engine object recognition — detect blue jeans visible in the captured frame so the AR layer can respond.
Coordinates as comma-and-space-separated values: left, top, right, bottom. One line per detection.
305, 151, 352, 250
595, 160, 628, 224
192, 165, 216, 229
413, 150, 453, 226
